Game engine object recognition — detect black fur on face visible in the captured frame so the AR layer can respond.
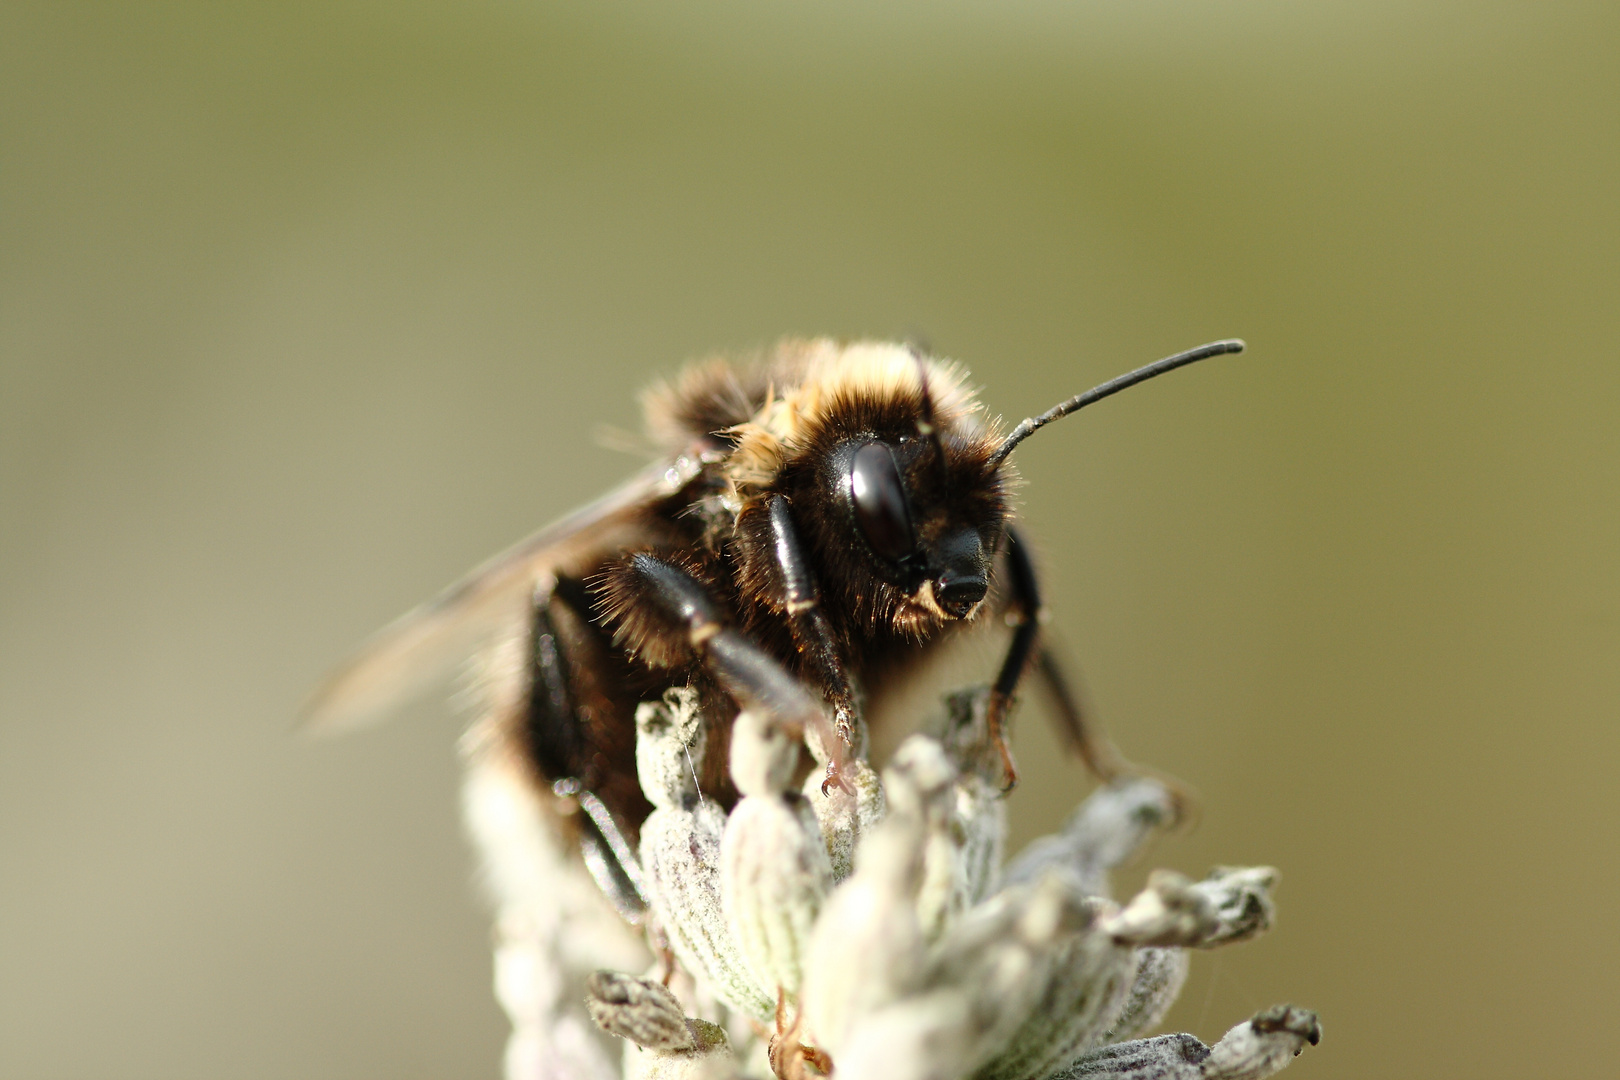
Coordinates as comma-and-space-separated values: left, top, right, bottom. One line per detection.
775, 379, 1010, 643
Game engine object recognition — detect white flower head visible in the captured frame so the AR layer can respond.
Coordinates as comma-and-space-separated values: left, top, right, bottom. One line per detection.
502, 685, 1320, 1080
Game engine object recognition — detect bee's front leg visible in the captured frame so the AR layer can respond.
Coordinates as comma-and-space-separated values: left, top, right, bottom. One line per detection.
996, 526, 1133, 790
738, 493, 864, 792
1005, 534, 1193, 819
986, 525, 1045, 790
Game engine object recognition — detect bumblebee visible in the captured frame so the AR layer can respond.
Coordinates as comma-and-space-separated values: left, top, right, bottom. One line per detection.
305, 337, 1242, 921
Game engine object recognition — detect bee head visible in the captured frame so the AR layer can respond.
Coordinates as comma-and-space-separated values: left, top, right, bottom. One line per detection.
762, 338, 1243, 640
768, 346, 1011, 639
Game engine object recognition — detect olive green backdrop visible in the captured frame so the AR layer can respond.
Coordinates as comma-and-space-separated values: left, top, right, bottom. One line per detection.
3, 3, 1616, 1078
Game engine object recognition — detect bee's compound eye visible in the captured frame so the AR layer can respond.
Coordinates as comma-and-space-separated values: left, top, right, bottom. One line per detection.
849, 441, 915, 564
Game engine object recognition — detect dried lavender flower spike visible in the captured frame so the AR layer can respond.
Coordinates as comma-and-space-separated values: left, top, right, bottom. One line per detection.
799, 689, 885, 882
1185, 867, 1277, 948
586, 970, 697, 1051
636, 687, 707, 809
934, 687, 995, 771
1102, 867, 1277, 950
885, 733, 960, 813
798, 736, 953, 1058
835, 873, 1094, 1080
918, 873, 1094, 1048
914, 787, 970, 942
719, 791, 832, 1004
726, 709, 799, 799
828, 990, 977, 1080
636, 699, 775, 1021
965, 864, 1282, 1080
1099, 947, 1189, 1045
465, 751, 644, 1080
1002, 777, 1178, 899
978, 846, 1279, 1079
955, 758, 1191, 1080
462, 633, 652, 1080
1101, 870, 1219, 949
1053, 1005, 1321, 1080
882, 730, 964, 942
924, 688, 1009, 930
950, 768, 1006, 908
721, 710, 834, 1005
622, 1018, 738, 1080
801, 757, 885, 882
914, 771, 1003, 942
492, 912, 622, 1080
971, 895, 1135, 1080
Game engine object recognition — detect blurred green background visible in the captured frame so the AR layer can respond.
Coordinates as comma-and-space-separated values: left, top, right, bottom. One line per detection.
3, 3, 1616, 1078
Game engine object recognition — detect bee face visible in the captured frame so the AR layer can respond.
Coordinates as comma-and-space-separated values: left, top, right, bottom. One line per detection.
773, 366, 1010, 639
839, 433, 1004, 621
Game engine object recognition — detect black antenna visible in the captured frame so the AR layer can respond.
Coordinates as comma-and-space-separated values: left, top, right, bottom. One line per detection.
988, 339, 1245, 469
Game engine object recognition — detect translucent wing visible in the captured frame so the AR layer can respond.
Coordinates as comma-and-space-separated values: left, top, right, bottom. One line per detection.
301, 457, 689, 734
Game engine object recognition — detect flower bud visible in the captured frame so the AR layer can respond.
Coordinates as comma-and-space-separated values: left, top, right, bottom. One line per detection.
636, 688, 707, 811
721, 712, 834, 1006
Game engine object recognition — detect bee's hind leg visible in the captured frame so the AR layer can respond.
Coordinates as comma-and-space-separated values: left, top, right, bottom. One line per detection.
525, 580, 649, 923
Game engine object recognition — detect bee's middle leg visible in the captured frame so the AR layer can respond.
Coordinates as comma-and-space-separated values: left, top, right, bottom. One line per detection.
598, 553, 838, 774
